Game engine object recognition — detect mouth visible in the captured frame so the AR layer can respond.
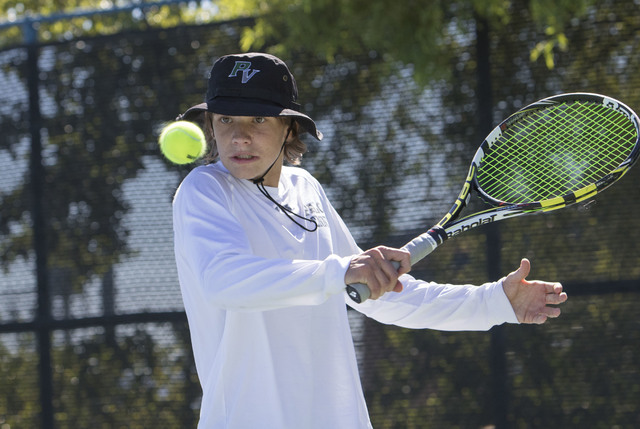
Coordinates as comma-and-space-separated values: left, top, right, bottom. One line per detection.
232, 154, 258, 161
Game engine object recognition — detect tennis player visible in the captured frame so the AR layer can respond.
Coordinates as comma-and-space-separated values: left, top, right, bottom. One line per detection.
172, 52, 567, 429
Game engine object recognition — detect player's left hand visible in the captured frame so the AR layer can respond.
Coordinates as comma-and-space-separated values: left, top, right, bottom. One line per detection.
502, 258, 568, 324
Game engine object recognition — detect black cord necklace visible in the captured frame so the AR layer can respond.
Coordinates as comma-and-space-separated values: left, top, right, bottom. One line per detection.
251, 128, 318, 232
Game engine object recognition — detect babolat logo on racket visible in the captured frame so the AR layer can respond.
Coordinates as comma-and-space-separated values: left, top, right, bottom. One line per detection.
228, 61, 260, 83
603, 97, 638, 127
448, 214, 498, 237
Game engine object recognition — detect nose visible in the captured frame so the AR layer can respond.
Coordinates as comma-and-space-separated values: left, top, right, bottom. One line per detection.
230, 123, 252, 145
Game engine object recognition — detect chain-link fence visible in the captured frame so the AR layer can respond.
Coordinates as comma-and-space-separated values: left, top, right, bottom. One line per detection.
1, 2, 639, 427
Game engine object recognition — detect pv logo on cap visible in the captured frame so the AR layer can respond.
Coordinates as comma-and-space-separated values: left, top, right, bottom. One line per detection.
228, 61, 260, 83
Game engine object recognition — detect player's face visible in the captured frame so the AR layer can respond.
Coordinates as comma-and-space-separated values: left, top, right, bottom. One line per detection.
212, 115, 290, 187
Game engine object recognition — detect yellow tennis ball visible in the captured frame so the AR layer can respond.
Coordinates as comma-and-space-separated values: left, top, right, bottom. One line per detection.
158, 121, 206, 165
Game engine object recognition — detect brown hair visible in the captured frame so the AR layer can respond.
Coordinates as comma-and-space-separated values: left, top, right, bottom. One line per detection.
202, 112, 307, 165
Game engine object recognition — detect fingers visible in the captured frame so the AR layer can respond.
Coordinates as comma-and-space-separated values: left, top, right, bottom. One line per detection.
392, 248, 412, 276
532, 314, 548, 324
543, 282, 563, 294
545, 306, 562, 318
533, 305, 562, 325
345, 246, 411, 300
544, 283, 568, 305
530, 282, 567, 324
369, 246, 410, 297
503, 258, 531, 292
515, 258, 531, 281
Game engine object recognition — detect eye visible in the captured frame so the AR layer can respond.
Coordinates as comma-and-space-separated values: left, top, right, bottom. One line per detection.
254, 117, 266, 124
219, 116, 232, 124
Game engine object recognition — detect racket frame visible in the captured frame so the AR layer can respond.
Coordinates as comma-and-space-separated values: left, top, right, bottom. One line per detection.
442, 93, 640, 236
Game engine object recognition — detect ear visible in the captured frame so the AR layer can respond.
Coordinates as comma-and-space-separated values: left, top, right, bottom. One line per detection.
202, 112, 219, 161
285, 118, 299, 140
204, 115, 216, 139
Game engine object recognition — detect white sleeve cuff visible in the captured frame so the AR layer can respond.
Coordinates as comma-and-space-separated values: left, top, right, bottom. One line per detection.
493, 279, 519, 324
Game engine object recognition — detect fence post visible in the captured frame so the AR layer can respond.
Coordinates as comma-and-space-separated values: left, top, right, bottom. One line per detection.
24, 17, 55, 429
474, 14, 509, 429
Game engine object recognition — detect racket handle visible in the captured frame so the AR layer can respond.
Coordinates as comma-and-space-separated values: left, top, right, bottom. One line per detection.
346, 260, 401, 304
346, 283, 370, 303
346, 227, 447, 304
404, 227, 446, 265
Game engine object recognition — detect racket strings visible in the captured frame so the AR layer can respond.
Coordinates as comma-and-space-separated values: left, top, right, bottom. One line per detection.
477, 101, 637, 204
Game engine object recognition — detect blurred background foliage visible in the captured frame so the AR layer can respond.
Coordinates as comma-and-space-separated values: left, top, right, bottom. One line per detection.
1, 0, 639, 427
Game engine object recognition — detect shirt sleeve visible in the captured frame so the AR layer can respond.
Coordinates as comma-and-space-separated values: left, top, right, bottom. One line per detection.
173, 169, 351, 312
316, 177, 518, 331
348, 273, 519, 331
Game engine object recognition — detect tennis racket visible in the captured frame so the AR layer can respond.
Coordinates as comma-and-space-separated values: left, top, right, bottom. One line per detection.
347, 92, 640, 303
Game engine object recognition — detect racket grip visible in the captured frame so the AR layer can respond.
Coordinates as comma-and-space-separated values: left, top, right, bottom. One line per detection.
346, 227, 446, 304
346, 260, 401, 304
346, 283, 370, 303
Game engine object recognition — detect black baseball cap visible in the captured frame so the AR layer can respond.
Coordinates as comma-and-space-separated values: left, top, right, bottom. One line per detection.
178, 52, 323, 140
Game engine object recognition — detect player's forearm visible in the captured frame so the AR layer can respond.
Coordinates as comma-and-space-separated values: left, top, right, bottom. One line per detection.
352, 276, 518, 330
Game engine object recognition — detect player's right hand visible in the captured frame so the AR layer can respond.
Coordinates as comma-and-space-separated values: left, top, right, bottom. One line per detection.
344, 246, 411, 300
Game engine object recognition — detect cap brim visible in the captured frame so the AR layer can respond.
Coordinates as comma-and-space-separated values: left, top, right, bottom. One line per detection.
177, 99, 322, 140
176, 102, 207, 122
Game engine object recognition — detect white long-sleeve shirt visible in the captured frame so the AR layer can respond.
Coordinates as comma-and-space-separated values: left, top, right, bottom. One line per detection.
173, 162, 517, 429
